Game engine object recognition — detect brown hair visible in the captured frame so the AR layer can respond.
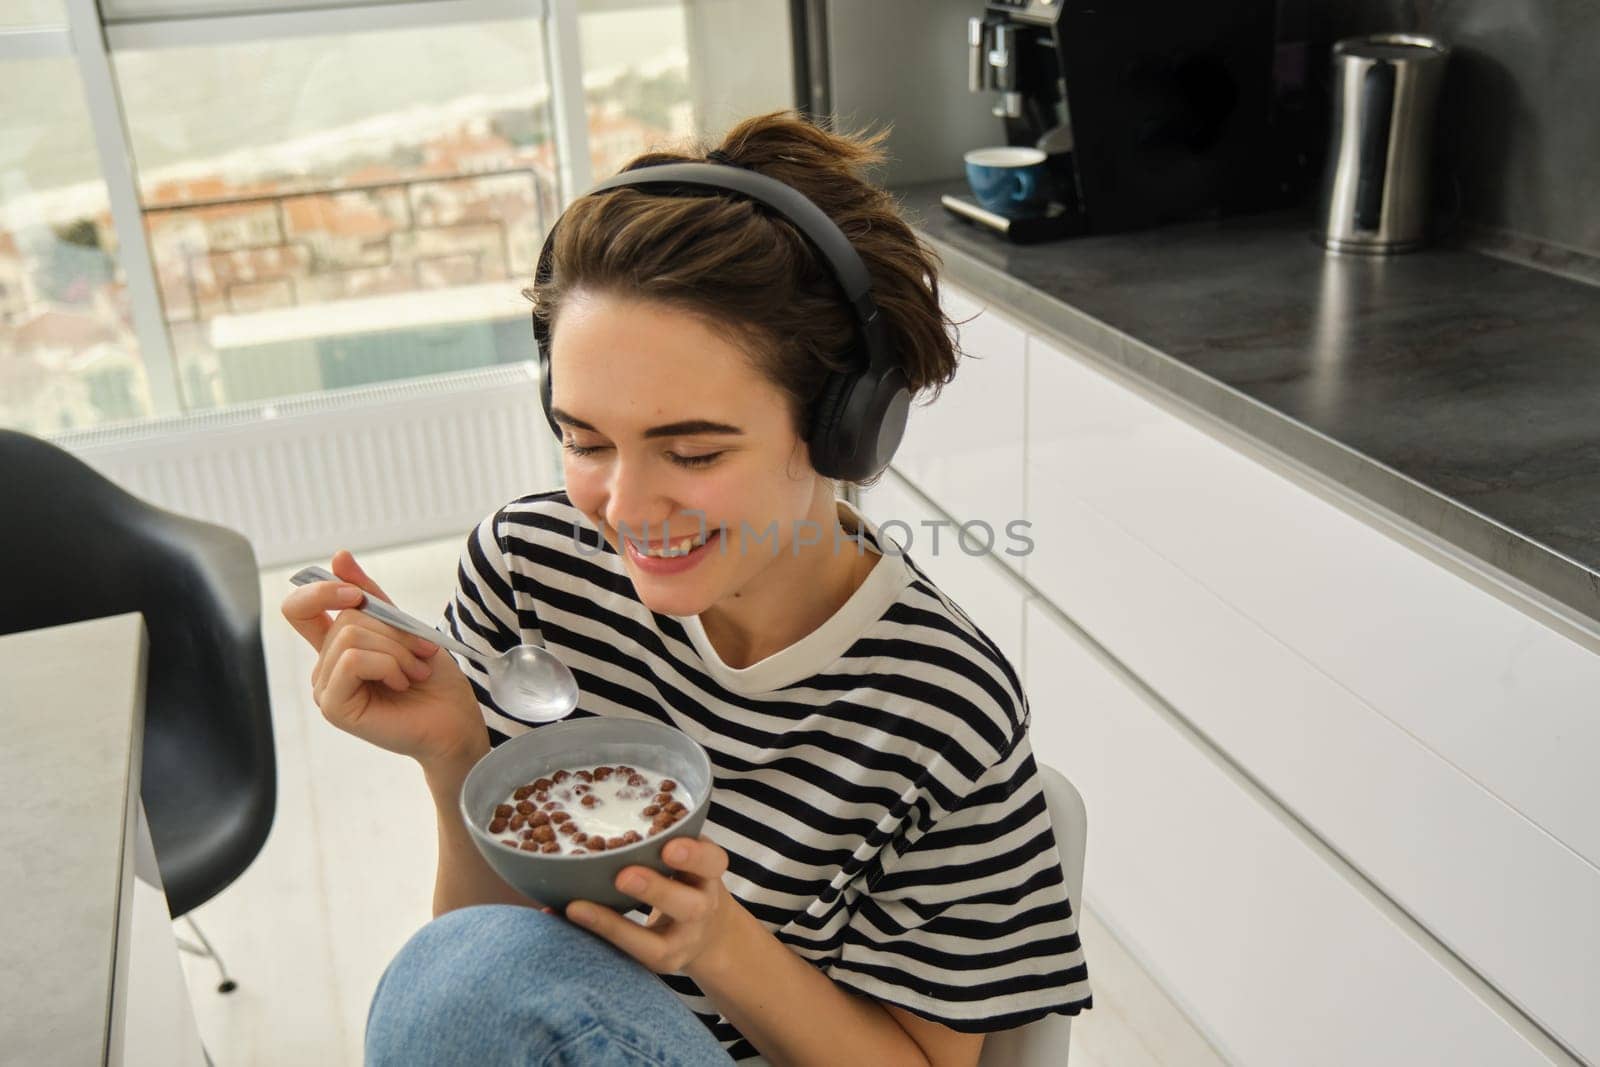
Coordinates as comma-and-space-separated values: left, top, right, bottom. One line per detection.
525, 110, 960, 482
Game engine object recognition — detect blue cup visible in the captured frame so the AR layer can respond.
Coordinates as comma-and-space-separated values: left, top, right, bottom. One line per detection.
964, 146, 1053, 219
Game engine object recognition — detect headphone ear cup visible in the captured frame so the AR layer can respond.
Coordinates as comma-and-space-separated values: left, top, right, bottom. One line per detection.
807, 369, 856, 478
867, 367, 912, 473
834, 367, 910, 482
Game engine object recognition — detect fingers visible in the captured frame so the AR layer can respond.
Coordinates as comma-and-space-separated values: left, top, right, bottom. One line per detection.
280, 578, 363, 649
311, 622, 435, 695
565, 901, 665, 968
279, 548, 393, 650
282, 547, 441, 662
316, 646, 415, 723
615, 865, 707, 924
659, 837, 728, 883
331, 548, 395, 607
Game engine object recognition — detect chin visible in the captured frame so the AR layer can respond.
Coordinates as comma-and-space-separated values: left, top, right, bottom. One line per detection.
629, 575, 718, 619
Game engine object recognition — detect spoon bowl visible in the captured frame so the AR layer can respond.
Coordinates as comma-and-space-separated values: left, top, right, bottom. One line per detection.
289, 564, 579, 723
489, 644, 581, 722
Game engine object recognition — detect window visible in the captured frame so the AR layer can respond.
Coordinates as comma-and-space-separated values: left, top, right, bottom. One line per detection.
114, 19, 558, 409
578, 0, 693, 178
0, 59, 154, 434
0, 0, 794, 434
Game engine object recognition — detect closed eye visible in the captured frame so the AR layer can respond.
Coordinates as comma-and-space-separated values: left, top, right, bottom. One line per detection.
563, 441, 724, 470
668, 452, 723, 469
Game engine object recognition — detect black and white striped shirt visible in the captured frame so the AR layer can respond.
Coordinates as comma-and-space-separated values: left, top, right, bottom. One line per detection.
441, 490, 1091, 1060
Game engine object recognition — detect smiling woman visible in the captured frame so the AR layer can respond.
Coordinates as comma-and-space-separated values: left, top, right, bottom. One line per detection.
287, 110, 1091, 1067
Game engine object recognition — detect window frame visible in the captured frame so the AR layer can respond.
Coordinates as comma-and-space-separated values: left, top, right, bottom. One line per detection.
9, 0, 605, 419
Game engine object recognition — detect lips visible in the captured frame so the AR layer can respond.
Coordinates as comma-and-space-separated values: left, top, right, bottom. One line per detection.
629, 533, 710, 557
622, 529, 721, 573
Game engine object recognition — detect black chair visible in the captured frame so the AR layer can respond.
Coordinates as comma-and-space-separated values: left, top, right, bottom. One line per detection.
0, 428, 276, 990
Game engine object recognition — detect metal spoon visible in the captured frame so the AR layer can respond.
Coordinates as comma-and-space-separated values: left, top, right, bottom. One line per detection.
290, 564, 579, 723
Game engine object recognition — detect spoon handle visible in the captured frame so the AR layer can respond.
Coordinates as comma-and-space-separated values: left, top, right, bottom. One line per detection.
289, 565, 487, 666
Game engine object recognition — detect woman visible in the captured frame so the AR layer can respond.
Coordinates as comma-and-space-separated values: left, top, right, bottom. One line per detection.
282, 111, 1090, 1066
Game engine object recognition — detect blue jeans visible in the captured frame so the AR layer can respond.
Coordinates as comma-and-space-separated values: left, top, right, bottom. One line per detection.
366, 905, 738, 1066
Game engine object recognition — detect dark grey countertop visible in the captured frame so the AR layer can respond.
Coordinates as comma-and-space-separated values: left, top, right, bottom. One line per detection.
896, 180, 1600, 630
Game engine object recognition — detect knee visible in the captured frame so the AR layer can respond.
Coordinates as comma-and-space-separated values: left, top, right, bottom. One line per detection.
364, 905, 641, 1065
366, 906, 563, 1063
388, 903, 545, 978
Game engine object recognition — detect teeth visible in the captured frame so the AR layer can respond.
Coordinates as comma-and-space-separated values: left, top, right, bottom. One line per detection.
640, 535, 705, 558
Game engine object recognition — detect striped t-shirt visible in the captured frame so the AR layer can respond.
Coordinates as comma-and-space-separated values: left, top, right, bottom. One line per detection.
441, 489, 1092, 1060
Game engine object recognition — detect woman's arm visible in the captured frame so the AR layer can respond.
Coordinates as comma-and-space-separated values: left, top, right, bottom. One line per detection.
690, 898, 985, 1067
566, 837, 984, 1067
421, 734, 542, 917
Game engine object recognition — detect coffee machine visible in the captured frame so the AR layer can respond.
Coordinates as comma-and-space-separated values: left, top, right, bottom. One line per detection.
949, 0, 1280, 241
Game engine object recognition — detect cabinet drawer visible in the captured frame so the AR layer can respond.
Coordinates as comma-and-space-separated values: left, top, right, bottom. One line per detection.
1025, 604, 1556, 1067
893, 283, 1026, 572
1025, 339, 1600, 1062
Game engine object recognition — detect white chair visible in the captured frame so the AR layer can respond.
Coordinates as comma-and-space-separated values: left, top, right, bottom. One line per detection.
977, 762, 1088, 1067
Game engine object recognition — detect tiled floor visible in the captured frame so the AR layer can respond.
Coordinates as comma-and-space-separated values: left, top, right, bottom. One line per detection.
177, 536, 1229, 1066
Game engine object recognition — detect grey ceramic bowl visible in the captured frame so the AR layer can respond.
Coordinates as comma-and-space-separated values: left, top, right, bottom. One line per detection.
460, 717, 713, 912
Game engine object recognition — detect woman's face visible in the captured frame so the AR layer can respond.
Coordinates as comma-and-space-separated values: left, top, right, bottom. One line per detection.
549, 289, 825, 618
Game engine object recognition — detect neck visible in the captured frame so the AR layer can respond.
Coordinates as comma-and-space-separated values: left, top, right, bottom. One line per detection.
697, 488, 879, 669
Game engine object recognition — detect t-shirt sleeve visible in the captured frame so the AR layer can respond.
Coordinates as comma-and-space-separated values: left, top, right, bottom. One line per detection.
827, 730, 1093, 1032
439, 505, 541, 746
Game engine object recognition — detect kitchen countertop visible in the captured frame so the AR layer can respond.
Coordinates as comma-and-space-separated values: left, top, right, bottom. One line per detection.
896, 180, 1600, 631
0, 614, 148, 1066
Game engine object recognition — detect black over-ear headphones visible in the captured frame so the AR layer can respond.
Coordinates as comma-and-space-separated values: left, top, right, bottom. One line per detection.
531, 161, 911, 482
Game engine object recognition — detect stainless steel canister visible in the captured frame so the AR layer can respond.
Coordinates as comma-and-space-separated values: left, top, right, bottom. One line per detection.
1319, 34, 1451, 254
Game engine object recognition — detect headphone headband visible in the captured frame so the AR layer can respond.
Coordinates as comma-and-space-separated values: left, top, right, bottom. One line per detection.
583, 163, 888, 370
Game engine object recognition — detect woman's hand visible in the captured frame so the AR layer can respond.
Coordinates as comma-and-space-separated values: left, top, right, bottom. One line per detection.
280, 548, 482, 767
566, 836, 743, 977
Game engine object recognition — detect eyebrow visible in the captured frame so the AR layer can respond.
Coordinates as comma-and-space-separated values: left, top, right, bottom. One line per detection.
548, 409, 745, 439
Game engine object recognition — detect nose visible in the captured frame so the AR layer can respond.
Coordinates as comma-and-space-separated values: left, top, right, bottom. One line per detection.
602, 455, 674, 544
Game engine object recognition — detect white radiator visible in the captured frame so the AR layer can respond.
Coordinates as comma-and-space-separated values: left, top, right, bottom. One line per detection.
53, 364, 561, 568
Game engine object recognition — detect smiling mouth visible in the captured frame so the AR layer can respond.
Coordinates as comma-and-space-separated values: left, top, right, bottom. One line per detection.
628, 532, 713, 558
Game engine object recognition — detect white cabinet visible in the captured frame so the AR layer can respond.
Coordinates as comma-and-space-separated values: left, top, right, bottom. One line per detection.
888, 280, 1600, 1064
1024, 335, 1600, 1063
857, 470, 1026, 672
1025, 603, 1556, 1067
1025, 333, 1600, 869
892, 283, 1027, 573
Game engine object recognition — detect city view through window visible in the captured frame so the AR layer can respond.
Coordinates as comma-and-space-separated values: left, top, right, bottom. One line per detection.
0, 2, 696, 436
